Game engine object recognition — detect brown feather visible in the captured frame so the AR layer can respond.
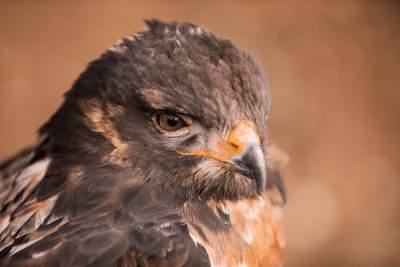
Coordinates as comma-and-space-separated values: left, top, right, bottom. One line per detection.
183, 191, 285, 267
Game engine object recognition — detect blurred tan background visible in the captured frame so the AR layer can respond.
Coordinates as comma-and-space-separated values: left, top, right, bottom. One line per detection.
1, 0, 399, 266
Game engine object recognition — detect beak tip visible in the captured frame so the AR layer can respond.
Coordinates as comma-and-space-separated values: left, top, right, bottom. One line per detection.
256, 174, 267, 195
228, 141, 267, 196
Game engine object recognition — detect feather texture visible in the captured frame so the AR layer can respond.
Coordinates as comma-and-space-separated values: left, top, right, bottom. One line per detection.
0, 20, 286, 266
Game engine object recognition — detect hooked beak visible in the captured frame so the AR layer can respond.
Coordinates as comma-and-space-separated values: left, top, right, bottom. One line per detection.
227, 140, 266, 195
177, 120, 267, 195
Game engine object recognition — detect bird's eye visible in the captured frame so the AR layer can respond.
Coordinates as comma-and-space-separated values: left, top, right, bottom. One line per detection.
154, 112, 188, 132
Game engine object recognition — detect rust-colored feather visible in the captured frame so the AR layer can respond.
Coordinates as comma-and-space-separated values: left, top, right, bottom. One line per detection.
183, 190, 285, 267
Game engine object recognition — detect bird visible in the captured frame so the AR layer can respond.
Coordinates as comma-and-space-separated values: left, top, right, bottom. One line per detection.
0, 20, 287, 267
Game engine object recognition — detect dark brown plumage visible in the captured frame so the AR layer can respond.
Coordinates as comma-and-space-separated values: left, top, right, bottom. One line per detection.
0, 20, 286, 266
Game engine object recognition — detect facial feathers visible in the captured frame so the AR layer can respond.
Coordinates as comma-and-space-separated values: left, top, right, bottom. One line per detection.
0, 20, 286, 267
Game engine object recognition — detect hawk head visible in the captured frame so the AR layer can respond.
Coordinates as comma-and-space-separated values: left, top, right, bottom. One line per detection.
40, 20, 271, 203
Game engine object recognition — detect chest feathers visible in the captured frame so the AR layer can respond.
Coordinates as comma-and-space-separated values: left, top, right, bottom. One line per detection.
182, 193, 285, 267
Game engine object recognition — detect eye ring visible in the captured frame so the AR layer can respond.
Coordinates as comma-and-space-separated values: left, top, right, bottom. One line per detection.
153, 112, 189, 132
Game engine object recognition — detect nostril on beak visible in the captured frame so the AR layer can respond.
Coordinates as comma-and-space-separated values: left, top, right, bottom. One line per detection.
227, 141, 240, 156
226, 120, 260, 157
229, 142, 239, 149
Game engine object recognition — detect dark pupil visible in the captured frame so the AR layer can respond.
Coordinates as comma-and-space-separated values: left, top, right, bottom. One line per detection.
167, 116, 178, 127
